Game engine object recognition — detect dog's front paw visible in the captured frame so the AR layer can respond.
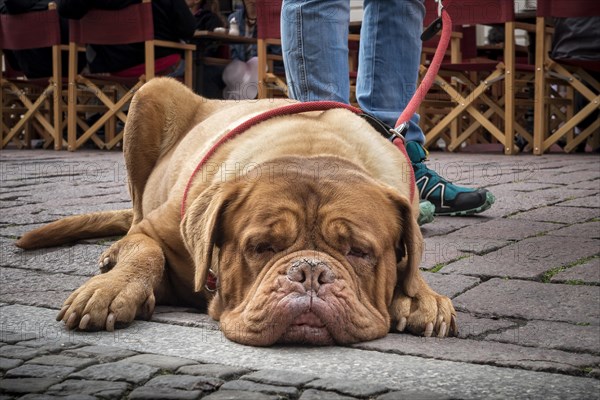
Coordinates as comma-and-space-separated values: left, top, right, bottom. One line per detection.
56, 272, 155, 331
390, 290, 457, 337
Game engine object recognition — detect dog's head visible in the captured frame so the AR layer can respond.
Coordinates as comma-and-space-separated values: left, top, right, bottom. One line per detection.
182, 157, 422, 346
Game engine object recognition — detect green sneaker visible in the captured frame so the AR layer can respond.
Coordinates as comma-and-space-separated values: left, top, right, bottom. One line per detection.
406, 142, 495, 216
418, 200, 435, 226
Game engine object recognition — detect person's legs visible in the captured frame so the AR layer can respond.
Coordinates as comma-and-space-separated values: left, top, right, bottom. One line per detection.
359, 0, 494, 216
281, 0, 350, 103
358, 0, 424, 143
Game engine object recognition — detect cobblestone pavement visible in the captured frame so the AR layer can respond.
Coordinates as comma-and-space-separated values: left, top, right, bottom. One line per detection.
1, 149, 599, 399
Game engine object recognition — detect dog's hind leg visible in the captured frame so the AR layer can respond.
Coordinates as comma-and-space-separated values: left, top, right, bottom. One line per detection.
123, 78, 223, 225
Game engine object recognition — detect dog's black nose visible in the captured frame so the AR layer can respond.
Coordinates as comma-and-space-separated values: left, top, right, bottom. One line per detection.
287, 258, 336, 292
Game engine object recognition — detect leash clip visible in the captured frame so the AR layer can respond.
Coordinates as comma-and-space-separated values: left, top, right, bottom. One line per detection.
436, 0, 444, 17
388, 122, 408, 143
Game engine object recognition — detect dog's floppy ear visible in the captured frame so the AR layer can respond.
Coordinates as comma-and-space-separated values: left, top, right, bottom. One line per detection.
181, 181, 239, 293
388, 192, 424, 298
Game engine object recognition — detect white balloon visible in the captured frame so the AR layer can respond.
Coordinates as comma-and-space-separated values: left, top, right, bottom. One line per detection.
222, 58, 260, 100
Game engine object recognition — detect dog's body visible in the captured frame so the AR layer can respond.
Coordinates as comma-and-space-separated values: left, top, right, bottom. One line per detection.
17, 78, 456, 345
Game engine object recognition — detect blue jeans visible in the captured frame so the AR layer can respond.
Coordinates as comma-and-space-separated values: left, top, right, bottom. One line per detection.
281, 0, 426, 143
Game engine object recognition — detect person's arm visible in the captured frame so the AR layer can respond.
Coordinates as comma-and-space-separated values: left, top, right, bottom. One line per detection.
5, 0, 50, 14
170, 0, 196, 40
57, 0, 137, 19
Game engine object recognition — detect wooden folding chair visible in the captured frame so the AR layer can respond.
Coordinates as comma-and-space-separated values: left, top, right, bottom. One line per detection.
420, 0, 536, 154
0, 3, 65, 150
66, 0, 195, 151
256, 0, 287, 99
533, 0, 600, 154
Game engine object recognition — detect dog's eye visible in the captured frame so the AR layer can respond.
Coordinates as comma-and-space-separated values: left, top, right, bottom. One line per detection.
347, 247, 369, 259
255, 243, 276, 254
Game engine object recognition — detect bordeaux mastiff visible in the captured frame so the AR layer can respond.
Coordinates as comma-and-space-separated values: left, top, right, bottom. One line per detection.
17, 78, 456, 345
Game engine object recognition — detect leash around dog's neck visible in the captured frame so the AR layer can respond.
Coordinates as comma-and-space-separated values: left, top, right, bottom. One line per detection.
179, 101, 417, 220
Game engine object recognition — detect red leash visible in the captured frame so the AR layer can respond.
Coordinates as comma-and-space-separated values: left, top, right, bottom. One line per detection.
395, 8, 452, 130
181, 6, 452, 219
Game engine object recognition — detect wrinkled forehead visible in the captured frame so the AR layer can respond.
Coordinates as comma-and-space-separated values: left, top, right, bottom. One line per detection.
226, 159, 400, 236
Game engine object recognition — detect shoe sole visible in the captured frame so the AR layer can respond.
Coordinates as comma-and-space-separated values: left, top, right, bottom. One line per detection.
434, 191, 496, 217
418, 201, 436, 226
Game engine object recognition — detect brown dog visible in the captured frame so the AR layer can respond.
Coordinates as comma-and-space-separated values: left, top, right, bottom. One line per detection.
17, 78, 456, 346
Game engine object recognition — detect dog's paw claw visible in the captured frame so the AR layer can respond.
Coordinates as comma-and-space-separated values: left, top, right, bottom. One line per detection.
106, 313, 115, 332
79, 314, 91, 330
424, 322, 433, 337
56, 305, 69, 322
438, 321, 447, 338
396, 317, 407, 332
66, 312, 78, 330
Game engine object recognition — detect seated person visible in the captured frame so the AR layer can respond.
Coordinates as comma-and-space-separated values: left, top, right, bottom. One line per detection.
187, 0, 228, 98
56, 0, 195, 76
551, 16, 600, 151
0, 0, 85, 78
188, 0, 226, 32
228, 0, 257, 61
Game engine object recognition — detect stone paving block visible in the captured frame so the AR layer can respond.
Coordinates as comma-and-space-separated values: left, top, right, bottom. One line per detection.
453, 312, 518, 339
305, 378, 388, 398
565, 178, 600, 190
19, 395, 97, 400
220, 380, 299, 397
17, 339, 82, 353
122, 354, 197, 370
492, 182, 562, 193
453, 278, 600, 325
546, 220, 600, 239
46, 379, 130, 398
0, 377, 63, 394
441, 236, 600, 279
550, 259, 600, 285
0, 239, 103, 276
557, 194, 600, 208
0, 330, 37, 344
5, 363, 75, 379
0, 266, 87, 309
202, 390, 279, 400
150, 311, 220, 330
420, 216, 481, 238
62, 345, 138, 362
510, 205, 600, 224
479, 186, 583, 219
26, 354, 98, 369
448, 219, 559, 241
129, 386, 203, 400
177, 364, 252, 380
377, 391, 452, 400
298, 389, 356, 400
0, 223, 45, 238
484, 320, 600, 354
0, 356, 23, 371
69, 360, 160, 384
419, 237, 509, 271
144, 374, 223, 391
530, 169, 596, 185
353, 335, 600, 375
241, 369, 317, 387
0, 344, 48, 360
421, 272, 480, 298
